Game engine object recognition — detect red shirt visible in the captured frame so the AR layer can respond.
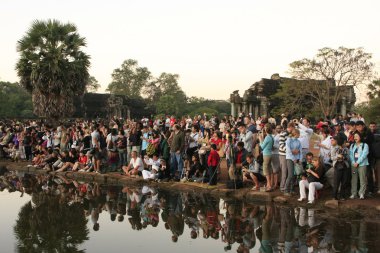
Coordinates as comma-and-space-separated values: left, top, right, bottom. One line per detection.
207, 149, 220, 167
78, 156, 88, 164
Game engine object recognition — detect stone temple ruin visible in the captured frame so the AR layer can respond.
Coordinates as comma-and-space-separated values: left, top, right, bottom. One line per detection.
230, 74, 356, 118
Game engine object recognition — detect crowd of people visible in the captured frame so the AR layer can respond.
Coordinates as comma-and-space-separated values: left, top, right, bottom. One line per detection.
0, 111, 379, 204
0, 170, 376, 252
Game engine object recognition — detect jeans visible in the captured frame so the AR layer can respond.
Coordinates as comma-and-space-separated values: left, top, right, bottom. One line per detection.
279, 155, 287, 191
351, 165, 367, 197
170, 152, 183, 178
118, 148, 127, 166
285, 159, 295, 193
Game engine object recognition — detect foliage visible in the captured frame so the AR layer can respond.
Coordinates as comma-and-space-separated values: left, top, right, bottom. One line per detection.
86, 76, 100, 93
144, 73, 187, 115
107, 59, 151, 97
14, 193, 89, 253
270, 79, 319, 118
0, 81, 33, 118
289, 47, 374, 117
356, 79, 380, 123
16, 19, 90, 121
367, 79, 380, 99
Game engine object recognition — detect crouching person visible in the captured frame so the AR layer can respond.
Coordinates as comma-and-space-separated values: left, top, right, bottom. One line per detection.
142, 154, 161, 180
242, 153, 266, 191
298, 158, 324, 204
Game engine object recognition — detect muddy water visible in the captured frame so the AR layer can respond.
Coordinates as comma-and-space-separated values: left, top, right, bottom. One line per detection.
1, 171, 379, 253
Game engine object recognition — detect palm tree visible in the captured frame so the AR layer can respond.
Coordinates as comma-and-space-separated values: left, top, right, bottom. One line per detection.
16, 19, 90, 123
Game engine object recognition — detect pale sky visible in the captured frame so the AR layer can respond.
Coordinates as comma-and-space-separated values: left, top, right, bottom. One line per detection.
1, 0, 379, 100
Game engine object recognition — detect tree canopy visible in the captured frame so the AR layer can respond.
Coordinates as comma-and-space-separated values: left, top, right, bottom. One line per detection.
0, 81, 33, 118
107, 59, 151, 97
288, 47, 374, 117
16, 19, 90, 122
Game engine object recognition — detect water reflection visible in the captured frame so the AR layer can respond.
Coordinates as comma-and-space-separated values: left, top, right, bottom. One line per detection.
0, 170, 378, 253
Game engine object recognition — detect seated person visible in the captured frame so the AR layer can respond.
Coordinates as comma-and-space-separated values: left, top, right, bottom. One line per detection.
39, 150, 59, 171
157, 159, 169, 180
3, 143, 20, 161
187, 155, 204, 182
72, 151, 88, 171
56, 149, 78, 172
142, 154, 161, 180
242, 153, 266, 190
228, 141, 248, 180
81, 152, 94, 172
298, 158, 324, 204
122, 151, 144, 177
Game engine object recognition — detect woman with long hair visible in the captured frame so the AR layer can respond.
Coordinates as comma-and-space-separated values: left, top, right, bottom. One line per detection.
298, 158, 324, 204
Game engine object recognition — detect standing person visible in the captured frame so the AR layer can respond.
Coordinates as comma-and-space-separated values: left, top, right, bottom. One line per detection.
207, 144, 220, 185
318, 128, 332, 169
117, 129, 128, 167
355, 120, 375, 195
350, 132, 369, 199
238, 123, 253, 153
297, 118, 313, 162
284, 129, 302, 196
91, 125, 101, 173
271, 125, 282, 190
259, 124, 274, 191
331, 136, 350, 200
170, 124, 185, 180
279, 122, 296, 192
369, 122, 380, 194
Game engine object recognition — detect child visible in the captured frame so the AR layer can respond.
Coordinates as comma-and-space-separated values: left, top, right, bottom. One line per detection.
207, 144, 220, 185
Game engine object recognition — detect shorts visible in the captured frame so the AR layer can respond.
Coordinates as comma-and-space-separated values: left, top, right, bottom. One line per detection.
246, 172, 266, 182
262, 155, 272, 176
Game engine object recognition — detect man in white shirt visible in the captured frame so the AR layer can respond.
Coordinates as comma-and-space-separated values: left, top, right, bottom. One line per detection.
123, 151, 144, 177
238, 124, 253, 153
297, 118, 313, 162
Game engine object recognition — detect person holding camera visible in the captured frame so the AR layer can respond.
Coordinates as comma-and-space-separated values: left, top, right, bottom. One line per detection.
298, 158, 324, 204
259, 124, 274, 191
284, 129, 302, 196
331, 135, 350, 200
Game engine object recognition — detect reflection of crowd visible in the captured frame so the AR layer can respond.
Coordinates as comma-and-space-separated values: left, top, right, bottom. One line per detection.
0, 170, 377, 252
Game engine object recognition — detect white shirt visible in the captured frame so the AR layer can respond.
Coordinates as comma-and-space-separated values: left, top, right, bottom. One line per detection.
298, 123, 313, 149
189, 132, 199, 148
129, 157, 144, 171
320, 136, 332, 164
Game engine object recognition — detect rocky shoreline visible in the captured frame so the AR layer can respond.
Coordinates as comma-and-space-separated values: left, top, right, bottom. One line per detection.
1, 161, 380, 221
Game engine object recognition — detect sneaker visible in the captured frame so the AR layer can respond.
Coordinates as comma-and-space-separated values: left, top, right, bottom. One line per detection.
349, 195, 356, 199
359, 194, 365, 200
307, 200, 314, 204
297, 198, 306, 202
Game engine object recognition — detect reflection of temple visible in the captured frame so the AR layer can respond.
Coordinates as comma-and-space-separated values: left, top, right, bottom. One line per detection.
230, 74, 356, 118
74, 93, 150, 119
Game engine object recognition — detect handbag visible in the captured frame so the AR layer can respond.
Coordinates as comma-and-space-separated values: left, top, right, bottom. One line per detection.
294, 162, 304, 176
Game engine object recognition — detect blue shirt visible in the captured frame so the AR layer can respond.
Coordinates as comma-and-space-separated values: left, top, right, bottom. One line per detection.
142, 133, 149, 151
260, 135, 274, 156
285, 137, 302, 161
350, 142, 369, 167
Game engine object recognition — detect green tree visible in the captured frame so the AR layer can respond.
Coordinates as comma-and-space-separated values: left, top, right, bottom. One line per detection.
356, 79, 380, 123
144, 73, 187, 115
14, 193, 89, 253
107, 59, 151, 97
16, 19, 90, 122
86, 76, 101, 93
289, 47, 374, 117
0, 81, 33, 118
270, 79, 317, 118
